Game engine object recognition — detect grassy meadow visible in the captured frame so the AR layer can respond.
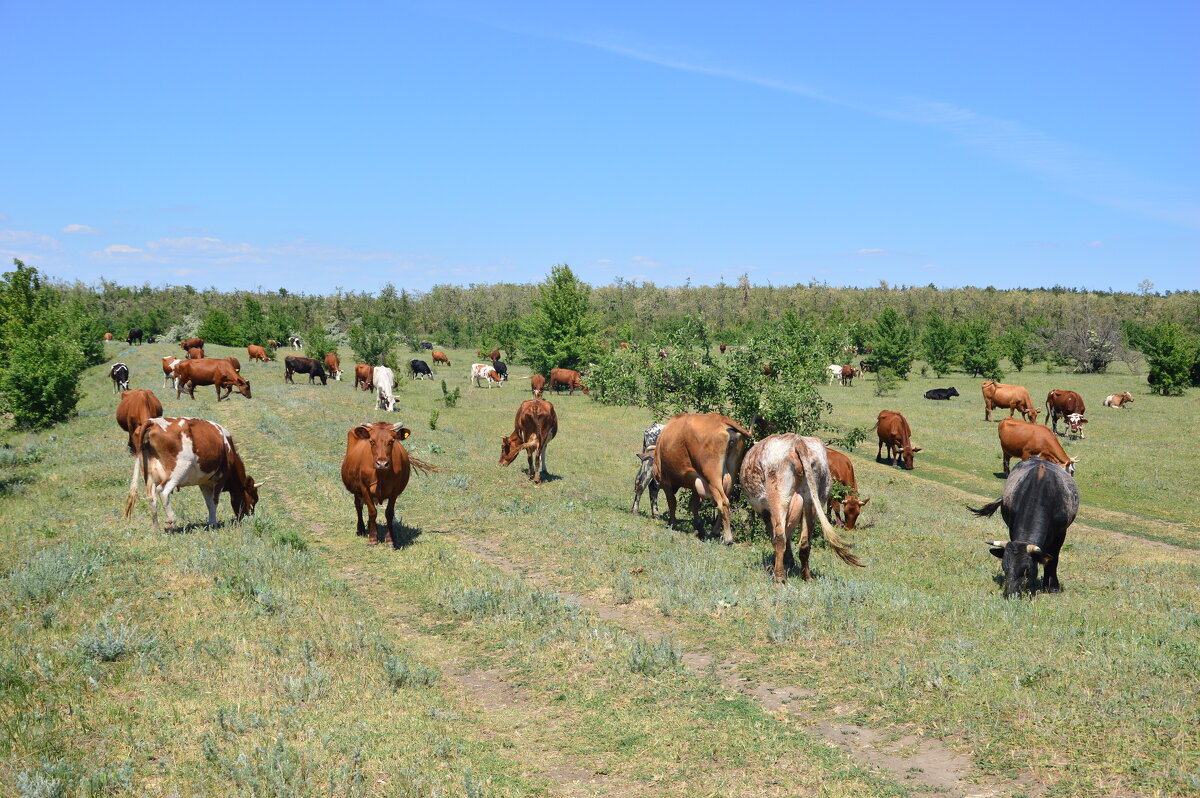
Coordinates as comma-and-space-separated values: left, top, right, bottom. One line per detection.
2, 342, 1198, 797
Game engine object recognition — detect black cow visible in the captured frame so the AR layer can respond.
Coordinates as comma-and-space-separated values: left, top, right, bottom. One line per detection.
419, 341, 433, 350
409, 359, 433, 380
284, 356, 328, 385
126, 328, 143, 345
145, 335, 157, 344
110, 363, 130, 393
924, 387, 960, 400
969, 457, 1079, 597
490, 360, 509, 382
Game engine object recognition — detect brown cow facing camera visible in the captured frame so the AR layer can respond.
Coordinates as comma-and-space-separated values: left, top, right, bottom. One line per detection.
341, 422, 436, 545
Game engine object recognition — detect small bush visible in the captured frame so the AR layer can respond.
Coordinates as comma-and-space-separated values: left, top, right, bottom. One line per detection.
382, 653, 439, 689
873, 368, 900, 397
441, 380, 461, 408
77, 617, 157, 662
429, 409, 439, 430
626, 637, 681, 676
9, 543, 105, 604
613, 571, 634, 605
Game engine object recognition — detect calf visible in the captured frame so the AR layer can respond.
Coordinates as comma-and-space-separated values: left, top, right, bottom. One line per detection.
115, 389, 163, 452
354, 363, 373, 391
432, 350, 451, 366
970, 457, 1079, 597
632, 423, 665, 517
284, 356, 328, 385
109, 363, 130, 393
653, 413, 749, 544
1045, 390, 1087, 438
826, 448, 868, 530
840, 366, 859, 387
530, 374, 546, 399
876, 410, 921, 469
998, 418, 1078, 475
1103, 391, 1134, 408
409, 359, 433, 380
247, 345, 270, 363
341, 422, 434, 545
324, 352, 343, 380
549, 367, 588, 396
740, 434, 864, 582
982, 381, 1039, 423
500, 399, 558, 484
471, 363, 502, 388
176, 359, 252, 402
374, 366, 396, 412
924, 387, 959, 400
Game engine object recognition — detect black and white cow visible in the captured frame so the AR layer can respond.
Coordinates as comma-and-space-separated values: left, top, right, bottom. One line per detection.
490, 360, 509, 382
632, 423, 665, 517
924, 387, 960, 400
288, 336, 303, 350
970, 456, 1079, 598
110, 363, 130, 393
284, 356, 327, 385
409, 359, 433, 380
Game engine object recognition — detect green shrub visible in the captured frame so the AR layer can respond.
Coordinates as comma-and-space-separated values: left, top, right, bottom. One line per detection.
441, 380, 460, 408
869, 307, 914, 378
77, 617, 157, 662
197, 309, 240, 346
381, 653, 439, 689
626, 637, 682, 676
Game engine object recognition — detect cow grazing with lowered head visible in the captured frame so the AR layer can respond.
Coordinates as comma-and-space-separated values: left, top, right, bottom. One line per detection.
176, 359, 252, 402
288, 336, 303, 349
826, 447, 869, 530
109, 363, 130, 393
161, 356, 182, 389
1104, 391, 1134, 408
247, 345, 270, 363
998, 418, 1078, 476
431, 350, 450, 366
409, 359, 433, 380
374, 366, 397, 412
549, 367, 588, 395
741, 434, 865, 582
341, 422, 435, 545
354, 363, 373, 391
419, 341, 433, 350
970, 457, 1078, 597
1045, 390, 1087, 438
127, 329, 143, 345
632, 423, 665, 517
324, 352, 343, 380
653, 413, 750, 544
529, 374, 546, 399
125, 417, 262, 529
471, 363, 502, 388
924, 387, 959, 400
284, 356, 328, 385
180, 337, 204, 352
224, 357, 241, 373
982, 381, 1039, 423
876, 410, 921, 469
116, 389, 163, 452
500, 399, 558, 484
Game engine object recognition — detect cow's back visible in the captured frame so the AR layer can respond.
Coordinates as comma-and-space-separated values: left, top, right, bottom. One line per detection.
1001, 458, 1079, 541
998, 418, 1071, 466
826, 448, 856, 490
654, 413, 748, 490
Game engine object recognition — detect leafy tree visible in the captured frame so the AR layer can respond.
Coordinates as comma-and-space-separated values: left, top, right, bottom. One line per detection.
238, 296, 271, 347
197, 309, 240, 346
304, 325, 340, 364
348, 314, 397, 368
518, 265, 602, 377
920, 311, 958, 377
1141, 322, 1193, 396
959, 318, 1003, 379
1001, 327, 1032, 372
869, 307, 914, 378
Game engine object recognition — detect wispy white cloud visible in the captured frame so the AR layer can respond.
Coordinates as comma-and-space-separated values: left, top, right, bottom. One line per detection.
850, 248, 887, 256
1085, 240, 1105, 247
61, 223, 99, 235
0, 230, 60, 250
102, 244, 143, 254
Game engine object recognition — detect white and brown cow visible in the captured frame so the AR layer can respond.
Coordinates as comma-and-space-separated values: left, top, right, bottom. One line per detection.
471, 362, 502, 388
124, 417, 262, 528
1104, 391, 1134, 409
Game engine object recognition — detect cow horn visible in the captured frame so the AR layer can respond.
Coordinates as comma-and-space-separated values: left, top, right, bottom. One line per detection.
390, 423, 406, 432
984, 540, 1006, 548
1025, 544, 1043, 555
254, 479, 269, 488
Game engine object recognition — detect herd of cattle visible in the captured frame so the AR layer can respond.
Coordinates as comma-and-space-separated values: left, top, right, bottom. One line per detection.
105, 335, 1140, 598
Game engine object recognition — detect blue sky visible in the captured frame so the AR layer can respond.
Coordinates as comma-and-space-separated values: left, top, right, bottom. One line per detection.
2, 1, 1196, 293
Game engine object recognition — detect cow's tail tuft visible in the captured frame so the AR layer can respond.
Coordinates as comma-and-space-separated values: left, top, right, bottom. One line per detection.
408, 455, 439, 475
800, 455, 864, 568
968, 498, 1003, 518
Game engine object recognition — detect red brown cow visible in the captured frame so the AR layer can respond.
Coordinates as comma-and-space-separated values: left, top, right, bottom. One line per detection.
248, 345, 270, 363
549, 367, 588, 395
354, 363, 373, 391
104, 332, 113, 341
619, 342, 630, 349
826, 448, 869, 530
719, 343, 727, 354
432, 350, 451, 366
530, 374, 546, 399
324, 352, 343, 380
341, 422, 435, 545
1045, 390, 1087, 438
116, 389, 163, 452
653, 413, 750, 544
489, 349, 501, 362
187, 346, 204, 360
982, 381, 1038, 423
499, 399, 558, 484
224, 356, 241, 373
180, 337, 204, 352
175, 359, 252, 401
876, 410, 921, 469
1104, 391, 1134, 408
999, 418, 1078, 475
125, 417, 262, 528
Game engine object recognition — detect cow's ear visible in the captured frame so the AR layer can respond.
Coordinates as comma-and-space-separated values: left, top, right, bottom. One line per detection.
393, 426, 412, 440
353, 425, 372, 439
1079, 418, 1088, 424
912, 447, 923, 453
859, 497, 870, 506
985, 541, 1006, 559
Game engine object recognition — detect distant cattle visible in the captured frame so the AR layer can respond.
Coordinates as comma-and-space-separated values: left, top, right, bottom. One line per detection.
1103, 391, 1134, 408
499, 399, 558, 484
180, 337, 204, 352
409, 359, 433, 380
619, 342, 630, 349
127, 328, 143, 345
740, 434, 864, 582
658, 349, 667, 359
998, 418, 1077, 476
826, 364, 858, 386
115, 389, 162, 452
471, 363, 502, 388
109, 363, 130, 393
161, 356, 182, 389
288, 336, 303, 349
549, 367, 588, 396
858, 359, 874, 374
1045, 390, 1087, 438
341, 422, 434, 545
125, 417, 261, 529
530, 374, 546, 400
826, 448, 868, 530
490, 360, 509, 382
419, 341, 433, 350
284, 356, 328, 385
971, 457, 1079, 597
175, 359, 252, 402
354, 363, 373, 391
489, 349, 501, 362
924, 387, 959, 400
632, 423, 665, 518
374, 366, 396, 412
654, 413, 750, 544
982, 381, 1039, 423
719, 343, 727, 354
876, 410, 921, 469
323, 352, 342, 380
431, 350, 450, 366
186, 346, 204, 360
104, 332, 113, 341
266, 339, 280, 348
247, 345, 270, 363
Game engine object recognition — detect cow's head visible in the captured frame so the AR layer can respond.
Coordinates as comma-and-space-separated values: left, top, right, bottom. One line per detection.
1122, 392, 1134, 403
1023, 406, 1040, 424
1065, 456, 1079, 475
579, 382, 590, 396
841, 496, 869, 530
1066, 413, 1088, 436
948, 387, 959, 397
235, 377, 252, 399
354, 423, 410, 471
499, 432, 526, 466
901, 445, 922, 470
987, 540, 1053, 598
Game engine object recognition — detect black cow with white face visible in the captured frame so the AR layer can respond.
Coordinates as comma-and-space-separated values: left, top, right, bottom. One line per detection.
969, 457, 1079, 597
409, 359, 433, 380
924, 387, 959, 400
284, 356, 328, 385
110, 363, 130, 393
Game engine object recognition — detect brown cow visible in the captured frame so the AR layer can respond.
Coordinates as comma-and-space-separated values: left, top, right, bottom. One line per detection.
187, 346, 204, 360
432, 350, 451, 366
1104, 391, 1134, 408
489, 349, 501, 362
982, 381, 1038, 423
161, 356, 182, 389
998, 418, 1078, 475
324, 352, 343, 380
175, 358, 252, 401
1045, 390, 1087, 438
354, 363, 373, 391
116, 389, 163, 452
248, 345, 270, 363
104, 332, 113, 341
549, 367, 588, 396
530, 374, 546, 399
180, 337, 204, 352
341, 422, 434, 545
499, 399, 558, 484
653, 413, 750, 544
719, 343, 727, 354
876, 410, 921, 469
618, 342, 630, 349
224, 357, 241, 373
826, 448, 869, 530
267, 339, 280, 348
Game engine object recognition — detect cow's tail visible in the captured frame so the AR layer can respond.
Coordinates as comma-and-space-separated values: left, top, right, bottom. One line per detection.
723, 423, 750, 496
408, 455, 439, 475
968, 498, 1002, 518
125, 422, 149, 517
799, 457, 864, 568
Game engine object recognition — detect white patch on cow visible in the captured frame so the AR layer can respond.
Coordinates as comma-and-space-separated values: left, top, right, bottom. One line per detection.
471, 363, 500, 388
374, 366, 396, 412
150, 417, 170, 429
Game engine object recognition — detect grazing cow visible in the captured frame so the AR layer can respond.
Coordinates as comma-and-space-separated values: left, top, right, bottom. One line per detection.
982, 381, 1039, 423
341, 422, 434, 545
658, 349, 667, 359
619, 342, 630, 349
632, 423, 665, 517
471, 363, 502, 388
419, 341, 433, 350
104, 332, 113, 341
489, 349, 501, 362
161, 356, 182, 389
374, 366, 396, 412
549, 367, 588, 396
826, 364, 856, 386
741, 434, 865, 582
247, 345, 270, 363
125, 417, 262, 529
826, 448, 869, 530
180, 337, 204, 352
409, 359, 433, 380
924, 387, 960, 400
431, 350, 450, 366
175, 359, 252, 402
491, 360, 509, 382
323, 352, 343, 380
876, 410, 921, 469
1104, 391, 1134, 408
288, 336, 303, 349
530, 374, 546, 399
998, 418, 1078, 476
187, 346, 204, 360
499, 399, 558, 484
115, 389, 163, 452
653, 413, 750, 544
224, 357, 241, 373
719, 343, 727, 354
126, 328, 143, 345
146, 335, 157, 344
761, 363, 774, 376
109, 363, 130, 393
284, 356, 328, 385
970, 457, 1079, 597
354, 363, 373, 391
1045, 390, 1087, 438
266, 339, 280, 348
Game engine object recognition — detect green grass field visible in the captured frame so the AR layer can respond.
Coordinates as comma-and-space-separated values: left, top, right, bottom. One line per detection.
2, 343, 1198, 797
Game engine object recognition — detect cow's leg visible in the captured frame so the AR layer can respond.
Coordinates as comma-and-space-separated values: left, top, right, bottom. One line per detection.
199, 484, 219, 527
384, 496, 397, 545
1043, 557, 1061, 593
648, 478, 659, 519
788, 489, 813, 581
1003, 454, 1011, 476
664, 488, 678, 527
538, 443, 549, 480
984, 402, 991, 422
526, 447, 537, 482
876, 438, 884, 462
765, 507, 787, 583
354, 495, 366, 536
688, 489, 704, 535
365, 496, 380, 544
158, 483, 178, 529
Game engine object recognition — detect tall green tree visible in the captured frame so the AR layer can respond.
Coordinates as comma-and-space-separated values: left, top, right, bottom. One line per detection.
1001, 327, 1032, 372
1141, 321, 1194, 396
869, 307, 914, 378
518, 265, 602, 376
959, 318, 1004, 379
197, 309, 240, 346
348, 314, 396, 368
237, 296, 271, 347
920, 311, 958, 377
